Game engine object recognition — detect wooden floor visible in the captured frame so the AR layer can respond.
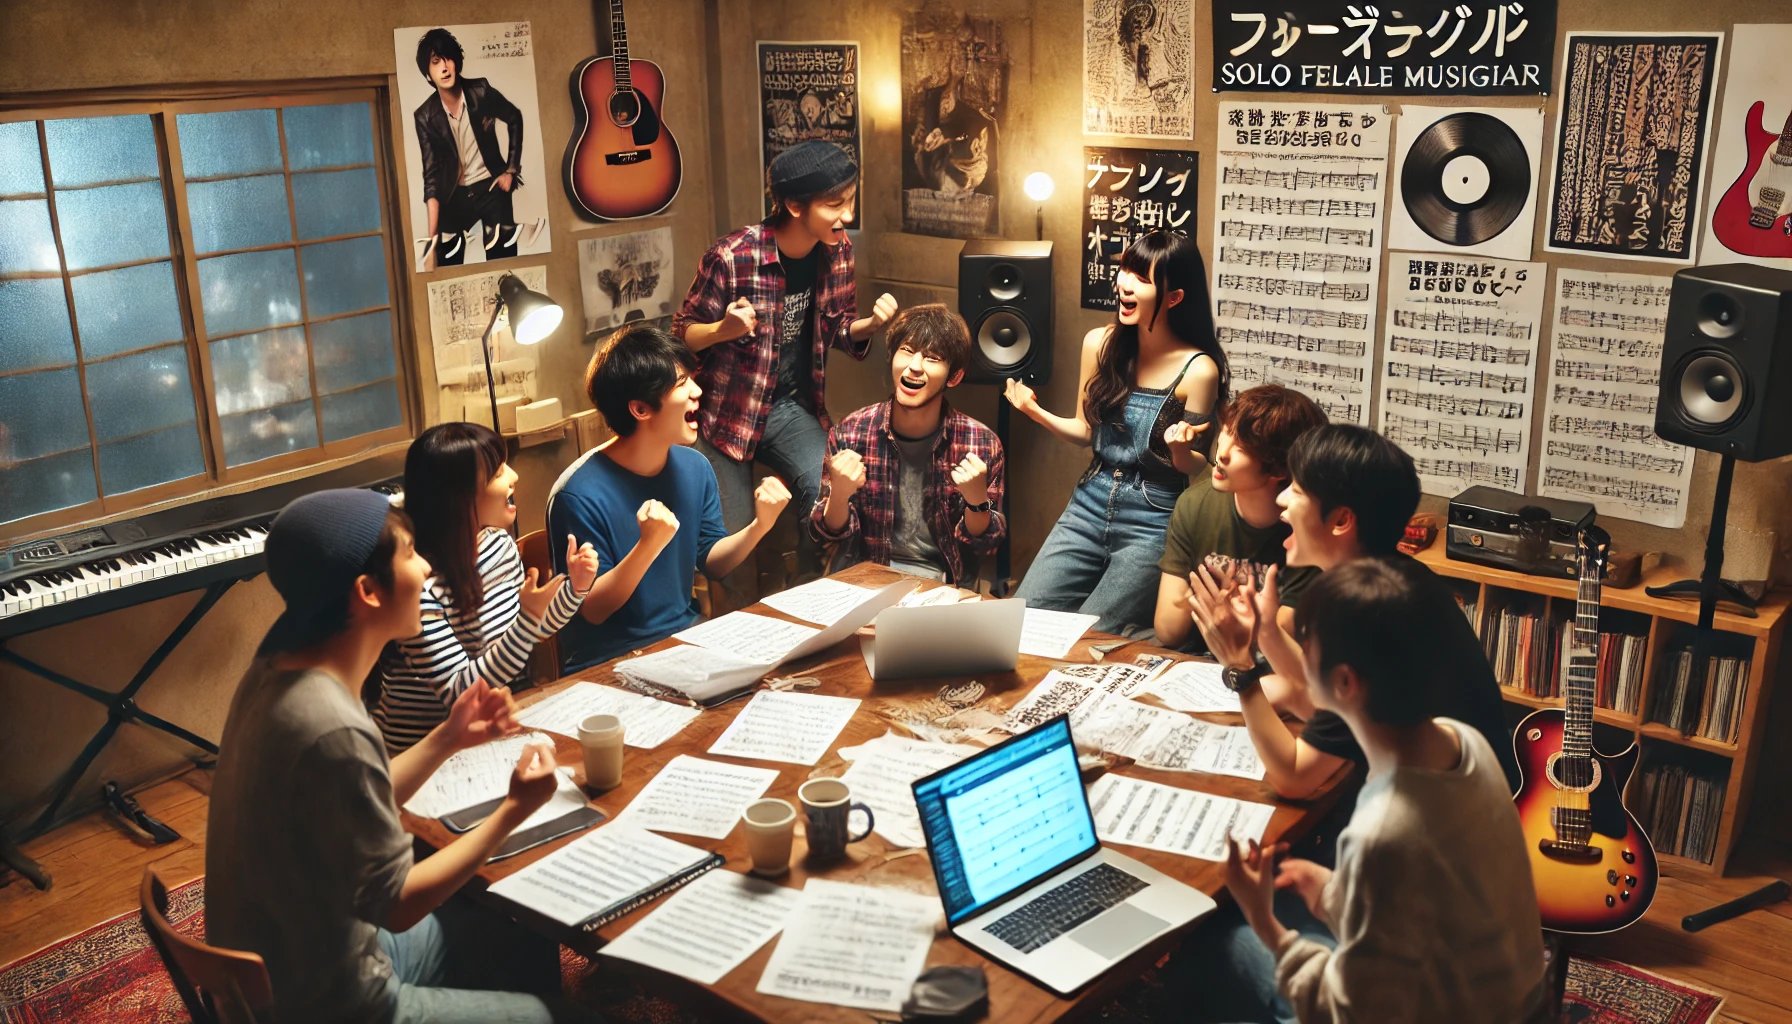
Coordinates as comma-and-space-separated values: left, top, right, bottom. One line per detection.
4, 770, 1791, 1022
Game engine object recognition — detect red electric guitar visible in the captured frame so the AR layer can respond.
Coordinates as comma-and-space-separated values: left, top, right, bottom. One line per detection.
1709, 100, 1792, 259
564, 0, 682, 220
1512, 525, 1659, 934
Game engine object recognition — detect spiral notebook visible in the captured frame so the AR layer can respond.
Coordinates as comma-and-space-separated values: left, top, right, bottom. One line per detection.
487, 825, 723, 931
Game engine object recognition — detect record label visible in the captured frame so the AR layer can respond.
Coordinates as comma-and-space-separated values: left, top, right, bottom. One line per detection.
1401, 111, 1531, 247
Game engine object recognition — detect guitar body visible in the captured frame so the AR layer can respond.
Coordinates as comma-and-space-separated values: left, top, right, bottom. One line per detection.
1710, 100, 1792, 259
565, 55, 681, 221
1513, 707, 1659, 933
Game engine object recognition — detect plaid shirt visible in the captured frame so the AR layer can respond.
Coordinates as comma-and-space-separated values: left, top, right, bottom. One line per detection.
672, 223, 868, 461
808, 400, 1006, 588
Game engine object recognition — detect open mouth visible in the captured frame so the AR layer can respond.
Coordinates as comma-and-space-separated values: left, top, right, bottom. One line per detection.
1117, 296, 1139, 316
505, 492, 516, 510
898, 374, 928, 397
684, 408, 700, 427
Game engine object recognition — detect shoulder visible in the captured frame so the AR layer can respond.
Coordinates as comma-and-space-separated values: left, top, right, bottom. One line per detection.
1185, 351, 1221, 384
477, 526, 518, 558
670, 444, 719, 485
834, 404, 883, 442
948, 408, 1000, 450
711, 225, 761, 261
1081, 325, 1113, 351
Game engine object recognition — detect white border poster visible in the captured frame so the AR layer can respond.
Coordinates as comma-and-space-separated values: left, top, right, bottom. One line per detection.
1388, 104, 1542, 262
1699, 24, 1792, 271
576, 227, 675, 336
1083, 0, 1195, 139
426, 266, 547, 422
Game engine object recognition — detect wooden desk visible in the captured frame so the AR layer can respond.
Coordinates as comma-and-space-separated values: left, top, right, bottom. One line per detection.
406, 564, 1351, 1022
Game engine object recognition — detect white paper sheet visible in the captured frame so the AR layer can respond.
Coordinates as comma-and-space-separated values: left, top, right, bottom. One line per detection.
838, 734, 980, 848
613, 755, 780, 839
613, 645, 773, 704
1146, 661, 1241, 714
487, 825, 717, 927
707, 691, 862, 766
1002, 665, 1154, 735
517, 682, 700, 748
402, 733, 548, 819
1391, 106, 1543, 262
674, 612, 821, 665
1019, 608, 1100, 659
899, 585, 977, 608
758, 578, 882, 626
511, 770, 592, 833
600, 869, 803, 985
755, 879, 939, 1011
1087, 773, 1275, 861
1062, 692, 1266, 781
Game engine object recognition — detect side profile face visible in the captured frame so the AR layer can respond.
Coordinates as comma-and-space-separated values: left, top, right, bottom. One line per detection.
1114, 260, 1182, 327
364, 527, 432, 643
1278, 479, 1345, 568
1209, 427, 1274, 495
633, 370, 703, 446
790, 186, 858, 246
476, 462, 519, 530
890, 341, 960, 410
428, 53, 459, 92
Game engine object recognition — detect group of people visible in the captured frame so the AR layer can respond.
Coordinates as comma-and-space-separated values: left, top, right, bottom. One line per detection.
204, 140, 1552, 1023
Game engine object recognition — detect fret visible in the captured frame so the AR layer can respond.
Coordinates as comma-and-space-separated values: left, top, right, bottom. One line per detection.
609, 0, 634, 90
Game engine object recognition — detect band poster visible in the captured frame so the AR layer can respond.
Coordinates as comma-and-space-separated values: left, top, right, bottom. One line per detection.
425, 266, 546, 424
1081, 147, 1198, 311
1544, 33, 1723, 265
577, 227, 674, 336
900, 7, 1006, 239
758, 42, 863, 224
1378, 254, 1545, 497
1698, 25, 1792, 271
1211, 1, 1556, 95
1537, 270, 1693, 528
1209, 102, 1389, 426
1083, 0, 1194, 138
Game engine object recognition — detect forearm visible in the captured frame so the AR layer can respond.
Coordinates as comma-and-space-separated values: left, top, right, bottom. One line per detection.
388, 728, 458, 807
821, 488, 854, 533
1154, 600, 1193, 650
1169, 444, 1207, 477
578, 542, 663, 624
682, 319, 734, 352
706, 520, 771, 578
849, 315, 879, 341
1026, 406, 1093, 447
962, 508, 991, 537
1240, 686, 1317, 798
387, 801, 529, 931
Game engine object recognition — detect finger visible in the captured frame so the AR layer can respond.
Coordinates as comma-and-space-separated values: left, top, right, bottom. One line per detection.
524, 567, 539, 588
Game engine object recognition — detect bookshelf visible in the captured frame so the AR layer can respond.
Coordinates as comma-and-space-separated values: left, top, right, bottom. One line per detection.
1415, 544, 1789, 877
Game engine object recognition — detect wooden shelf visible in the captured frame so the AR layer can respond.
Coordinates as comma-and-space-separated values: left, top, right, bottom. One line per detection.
501, 416, 571, 449
1638, 722, 1739, 757
1657, 851, 1718, 879
1498, 686, 1639, 728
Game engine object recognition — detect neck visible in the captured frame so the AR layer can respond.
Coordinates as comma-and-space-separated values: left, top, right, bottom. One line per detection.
772, 219, 819, 259
437, 82, 462, 104
1347, 713, 1460, 778
1233, 484, 1283, 529
1310, 535, 1365, 573
890, 396, 945, 439
602, 432, 672, 476
272, 631, 387, 705
1136, 313, 1188, 356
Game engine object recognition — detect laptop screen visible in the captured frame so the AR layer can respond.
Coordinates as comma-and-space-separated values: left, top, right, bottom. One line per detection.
912, 716, 1098, 925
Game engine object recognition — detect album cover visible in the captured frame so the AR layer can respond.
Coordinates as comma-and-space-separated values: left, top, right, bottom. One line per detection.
758, 42, 862, 224
577, 228, 674, 336
1388, 105, 1542, 261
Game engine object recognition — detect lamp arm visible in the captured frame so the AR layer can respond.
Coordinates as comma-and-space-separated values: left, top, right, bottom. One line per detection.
478, 294, 508, 435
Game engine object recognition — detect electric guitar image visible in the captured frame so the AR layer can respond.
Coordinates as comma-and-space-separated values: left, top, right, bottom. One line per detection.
564, 0, 682, 220
1512, 525, 1659, 933
1710, 100, 1792, 259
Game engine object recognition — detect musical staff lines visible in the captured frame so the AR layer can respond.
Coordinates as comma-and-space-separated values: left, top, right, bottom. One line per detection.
1219, 219, 1375, 246
1217, 300, 1369, 330
1219, 167, 1380, 192
1558, 279, 1673, 306
1392, 309, 1535, 340
1218, 193, 1379, 218
1388, 334, 1531, 365
1545, 440, 1688, 475
1218, 327, 1366, 358
1219, 246, 1375, 273
1552, 359, 1660, 385
1385, 361, 1529, 394
1546, 414, 1681, 450
1215, 274, 1370, 302
1385, 414, 1524, 456
1551, 385, 1656, 414
1542, 467, 1685, 510
1414, 457, 1521, 490
1386, 388, 1525, 419
1557, 306, 1667, 335
1552, 331, 1663, 361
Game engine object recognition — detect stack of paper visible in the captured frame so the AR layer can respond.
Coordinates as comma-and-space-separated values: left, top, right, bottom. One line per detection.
516, 681, 700, 747
707, 690, 862, 765
1146, 661, 1242, 714
838, 734, 980, 848
600, 870, 803, 985
614, 645, 772, 705
1019, 608, 1100, 658
613, 755, 780, 839
1001, 664, 1154, 734
1004, 671, 1265, 781
756, 879, 939, 1011
487, 825, 718, 928
674, 612, 821, 665
758, 577, 882, 626
1088, 773, 1275, 861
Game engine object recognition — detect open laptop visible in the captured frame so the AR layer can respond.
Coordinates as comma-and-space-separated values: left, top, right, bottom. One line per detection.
911, 715, 1215, 995
863, 598, 1024, 681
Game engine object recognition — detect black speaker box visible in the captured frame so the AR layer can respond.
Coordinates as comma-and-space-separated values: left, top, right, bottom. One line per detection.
958, 239, 1053, 386
1655, 263, 1792, 461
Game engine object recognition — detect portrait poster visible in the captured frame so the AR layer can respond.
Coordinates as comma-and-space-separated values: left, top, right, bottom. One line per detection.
900, 7, 1006, 239
1544, 33, 1723, 265
1083, 0, 1194, 138
394, 22, 552, 273
1080, 147, 1198, 310
758, 42, 863, 224
1699, 25, 1792, 271
577, 227, 675, 336
426, 266, 547, 423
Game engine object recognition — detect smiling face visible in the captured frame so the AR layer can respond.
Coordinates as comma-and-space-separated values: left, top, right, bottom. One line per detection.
475, 462, 518, 531
428, 53, 458, 92
891, 341, 961, 410
1114, 260, 1182, 327
790, 185, 857, 246
359, 525, 432, 643
632, 369, 703, 447
1209, 427, 1275, 495
1277, 479, 1353, 569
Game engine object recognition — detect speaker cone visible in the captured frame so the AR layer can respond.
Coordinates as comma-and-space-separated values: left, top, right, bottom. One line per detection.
1675, 351, 1746, 429
1696, 290, 1745, 339
976, 309, 1032, 371
985, 263, 1023, 302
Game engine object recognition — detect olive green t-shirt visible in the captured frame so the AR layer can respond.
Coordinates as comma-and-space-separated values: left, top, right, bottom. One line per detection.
1158, 475, 1318, 613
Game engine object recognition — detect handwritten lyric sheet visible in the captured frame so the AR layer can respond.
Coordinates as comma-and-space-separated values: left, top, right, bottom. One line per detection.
1087, 773, 1275, 861
707, 691, 862, 766
515, 682, 700, 748
1211, 102, 1390, 425
1537, 270, 1694, 528
1019, 608, 1100, 659
601, 869, 803, 985
756, 879, 939, 1011
612, 755, 780, 839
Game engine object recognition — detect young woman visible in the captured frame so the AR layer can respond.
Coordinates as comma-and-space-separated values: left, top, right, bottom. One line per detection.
375, 423, 600, 752
1006, 229, 1227, 635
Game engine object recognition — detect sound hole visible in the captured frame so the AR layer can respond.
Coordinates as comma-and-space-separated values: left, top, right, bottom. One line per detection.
1676, 352, 1746, 428
1545, 751, 1601, 793
609, 90, 641, 128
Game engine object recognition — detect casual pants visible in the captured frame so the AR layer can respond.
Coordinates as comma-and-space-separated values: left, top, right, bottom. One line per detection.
696, 397, 827, 593
436, 180, 517, 266
1013, 468, 1181, 636
379, 896, 598, 1023
1164, 891, 1337, 1024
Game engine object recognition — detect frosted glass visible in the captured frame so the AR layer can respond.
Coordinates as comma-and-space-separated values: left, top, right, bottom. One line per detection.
292, 167, 380, 240
0, 121, 45, 197
221, 398, 318, 467
300, 235, 388, 319
99, 424, 204, 495
56, 181, 171, 271
282, 103, 374, 170
176, 109, 282, 179
0, 366, 89, 460
320, 379, 401, 441
69, 261, 185, 359
43, 114, 158, 187
0, 198, 59, 272
85, 344, 197, 442
209, 327, 311, 415
196, 249, 301, 337
0, 447, 96, 525
185, 174, 292, 254
310, 310, 395, 393
0, 278, 75, 373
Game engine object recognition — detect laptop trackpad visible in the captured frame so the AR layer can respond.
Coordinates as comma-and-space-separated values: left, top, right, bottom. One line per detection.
1067, 900, 1167, 959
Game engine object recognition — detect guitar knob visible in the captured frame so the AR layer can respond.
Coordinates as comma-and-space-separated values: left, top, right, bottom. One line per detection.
1606, 895, 1616, 908
1625, 876, 1636, 887
1621, 890, 1631, 902
1622, 850, 1635, 864
1607, 870, 1619, 886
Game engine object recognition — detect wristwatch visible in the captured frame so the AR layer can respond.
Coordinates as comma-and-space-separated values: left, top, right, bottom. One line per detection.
1222, 659, 1269, 693
962, 497, 995, 513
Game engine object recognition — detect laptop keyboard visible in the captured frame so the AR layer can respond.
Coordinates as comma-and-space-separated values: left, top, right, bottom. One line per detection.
984, 863, 1149, 954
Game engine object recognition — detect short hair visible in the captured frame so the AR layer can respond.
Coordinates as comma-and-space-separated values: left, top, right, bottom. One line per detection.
415, 29, 464, 80
1286, 424, 1420, 556
585, 323, 697, 437
886, 304, 972, 380
1217, 385, 1328, 482
1294, 557, 1448, 726
765, 175, 859, 227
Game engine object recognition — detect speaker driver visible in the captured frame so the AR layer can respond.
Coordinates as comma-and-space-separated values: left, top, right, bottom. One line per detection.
1676, 352, 1746, 429
985, 263, 1023, 301
976, 309, 1032, 371
1696, 290, 1745, 339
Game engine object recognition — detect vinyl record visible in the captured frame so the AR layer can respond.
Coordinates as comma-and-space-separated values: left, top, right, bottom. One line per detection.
1400, 112, 1532, 247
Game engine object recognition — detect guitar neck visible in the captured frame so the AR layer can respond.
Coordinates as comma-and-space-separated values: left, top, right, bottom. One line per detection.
1564, 555, 1603, 758
607, 0, 633, 89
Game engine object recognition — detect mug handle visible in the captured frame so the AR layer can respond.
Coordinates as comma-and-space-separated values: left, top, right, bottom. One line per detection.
846, 801, 876, 843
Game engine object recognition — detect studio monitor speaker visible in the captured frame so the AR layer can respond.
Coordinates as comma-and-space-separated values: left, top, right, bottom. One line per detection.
958, 239, 1053, 386
1655, 263, 1792, 461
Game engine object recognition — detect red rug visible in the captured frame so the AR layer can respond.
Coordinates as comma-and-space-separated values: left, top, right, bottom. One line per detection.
1561, 955, 1724, 1024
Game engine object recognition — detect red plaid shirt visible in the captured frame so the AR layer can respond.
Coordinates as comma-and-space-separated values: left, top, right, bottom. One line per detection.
808, 400, 1006, 588
672, 224, 869, 461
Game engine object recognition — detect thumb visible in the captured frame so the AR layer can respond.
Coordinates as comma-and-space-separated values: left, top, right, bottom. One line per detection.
525, 567, 539, 588
566, 533, 577, 560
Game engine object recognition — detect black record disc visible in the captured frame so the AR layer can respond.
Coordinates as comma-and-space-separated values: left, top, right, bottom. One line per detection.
1400, 111, 1531, 247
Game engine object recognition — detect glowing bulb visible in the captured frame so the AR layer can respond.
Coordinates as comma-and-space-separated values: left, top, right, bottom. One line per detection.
1024, 172, 1054, 202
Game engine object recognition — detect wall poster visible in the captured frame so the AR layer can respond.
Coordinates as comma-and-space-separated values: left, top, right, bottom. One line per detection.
426, 266, 547, 423
1081, 147, 1198, 311
577, 227, 674, 337
900, 7, 1006, 239
1699, 24, 1792, 271
757, 42, 863, 224
1388, 104, 1543, 262
1083, 0, 1195, 138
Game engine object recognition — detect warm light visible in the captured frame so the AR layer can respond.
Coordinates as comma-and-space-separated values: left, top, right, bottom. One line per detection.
513, 304, 562, 345
1024, 172, 1055, 202
497, 273, 563, 345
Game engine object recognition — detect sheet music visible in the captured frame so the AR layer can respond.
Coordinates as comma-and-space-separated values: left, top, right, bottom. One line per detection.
838, 734, 980, 848
1378, 254, 1547, 496
757, 578, 882, 626
600, 869, 803, 985
486, 825, 716, 927
674, 612, 819, 664
1003, 666, 1155, 735
1087, 773, 1275, 861
1052, 662, 1156, 698
613, 755, 780, 839
614, 645, 772, 704
401, 733, 547, 818
1537, 269, 1694, 528
516, 682, 700, 748
1212, 102, 1390, 425
755, 879, 940, 1012
1019, 608, 1099, 659
899, 585, 976, 607
707, 691, 862, 766
1074, 694, 1267, 780
1146, 661, 1241, 714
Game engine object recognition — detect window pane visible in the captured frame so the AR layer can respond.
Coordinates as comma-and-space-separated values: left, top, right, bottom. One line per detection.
221, 398, 317, 467
0, 447, 96, 525
0, 122, 45, 197
311, 309, 396, 393
69, 261, 185, 359
320, 379, 402, 442
0, 198, 59, 272
300, 235, 387, 319
283, 103, 374, 170
98, 424, 203, 495
292, 167, 380, 240
176, 109, 282, 179
0, 278, 75, 373
85, 344, 197, 442
43, 114, 158, 188
196, 249, 301, 337
186, 174, 292, 254
56, 181, 171, 271
0, 366, 89, 460
209, 327, 311, 415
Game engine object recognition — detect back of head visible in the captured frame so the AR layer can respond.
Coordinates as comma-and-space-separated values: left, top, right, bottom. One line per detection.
586, 322, 697, 437
403, 422, 505, 613
886, 303, 972, 381
1295, 556, 1449, 726
1286, 424, 1420, 555
1217, 384, 1329, 481
260, 489, 410, 656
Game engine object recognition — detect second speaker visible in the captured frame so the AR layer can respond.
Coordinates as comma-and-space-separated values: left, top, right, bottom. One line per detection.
958, 239, 1052, 386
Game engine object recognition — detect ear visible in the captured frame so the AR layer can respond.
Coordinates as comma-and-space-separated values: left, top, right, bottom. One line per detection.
1161, 287, 1185, 310
351, 574, 384, 613
1329, 505, 1358, 540
784, 197, 806, 221
627, 398, 654, 425
1327, 662, 1366, 711
946, 368, 965, 389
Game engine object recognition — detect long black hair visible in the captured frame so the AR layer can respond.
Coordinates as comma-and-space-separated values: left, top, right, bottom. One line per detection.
1083, 230, 1227, 428
403, 422, 507, 615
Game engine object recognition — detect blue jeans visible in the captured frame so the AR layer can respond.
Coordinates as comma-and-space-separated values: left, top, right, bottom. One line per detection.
379, 897, 598, 1023
1014, 468, 1181, 635
1165, 891, 1337, 1024
696, 398, 828, 582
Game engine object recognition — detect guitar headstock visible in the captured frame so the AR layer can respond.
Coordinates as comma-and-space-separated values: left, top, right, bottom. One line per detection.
1579, 525, 1610, 581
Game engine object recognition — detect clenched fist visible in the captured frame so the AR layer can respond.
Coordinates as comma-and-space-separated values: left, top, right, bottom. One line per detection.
719, 297, 757, 341
950, 452, 990, 506
865, 292, 899, 331
827, 449, 867, 499
636, 499, 680, 552
564, 533, 600, 593
753, 476, 792, 527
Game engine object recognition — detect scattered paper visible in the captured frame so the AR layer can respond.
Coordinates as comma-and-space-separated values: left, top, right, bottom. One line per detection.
487, 825, 717, 928
402, 733, 548, 819
517, 682, 700, 748
614, 645, 772, 704
601, 869, 803, 985
1002, 665, 1153, 735
1076, 694, 1266, 781
758, 578, 881, 626
1020, 608, 1100, 659
1087, 774, 1275, 861
512, 770, 592, 832
756, 879, 939, 1011
838, 734, 980, 848
614, 755, 780, 839
675, 612, 821, 665
708, 691, 862, 766
1146, 661, 1241, 714
899, 586, 976, 608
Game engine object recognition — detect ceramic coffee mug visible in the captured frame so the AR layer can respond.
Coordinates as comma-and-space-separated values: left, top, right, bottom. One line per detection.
577, 713, 625, 790
743, 798, 797, 876
798, 777, 874, 862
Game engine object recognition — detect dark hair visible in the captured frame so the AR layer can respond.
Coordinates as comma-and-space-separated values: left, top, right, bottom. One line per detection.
1084, 230, 1227, 428
415, 29, 464, 81
587, 323, 698, 437
886, 303, 972, 380
1218, 385, 1328, 482
264, 508, 412, 656
403, 422, 506, 616
1286, 425, 1420, 556
1295, 557, 1451, 726
765, 175, 859, 227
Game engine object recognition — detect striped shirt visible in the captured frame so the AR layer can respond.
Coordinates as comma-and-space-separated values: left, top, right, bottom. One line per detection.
374, 528, 586, 753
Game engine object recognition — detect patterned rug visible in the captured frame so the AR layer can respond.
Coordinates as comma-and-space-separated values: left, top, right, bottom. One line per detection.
1561, 955, 1725, 1024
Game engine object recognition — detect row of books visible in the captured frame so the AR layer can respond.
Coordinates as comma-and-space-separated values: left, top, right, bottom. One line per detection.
1647, 648, 1752, 744
1633, 760, 1727, 865
1478, 606, 1648, 713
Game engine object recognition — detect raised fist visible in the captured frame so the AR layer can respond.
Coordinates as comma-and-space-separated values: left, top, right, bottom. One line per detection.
636, 499, 681, 552
827, 449, 867, 499
720, 297, 758, 341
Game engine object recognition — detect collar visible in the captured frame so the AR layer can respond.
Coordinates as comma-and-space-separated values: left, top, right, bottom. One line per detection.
879, 397, 953, 454
748, 223, 781, 268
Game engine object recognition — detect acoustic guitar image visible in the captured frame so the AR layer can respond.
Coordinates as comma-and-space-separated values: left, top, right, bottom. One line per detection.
1710, 100, 1792, 259
564, 0, 682, 220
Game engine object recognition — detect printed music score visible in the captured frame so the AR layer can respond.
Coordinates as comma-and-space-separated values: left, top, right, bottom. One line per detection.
756, 879, 939, 1012
487, 826, 718, 928
1087, 774, 1275, 862
611, 755, 779, 839
837, 733, 980, 848
600, 869, 803, 985
706, 690, 862, 766
515, 682, 700, 748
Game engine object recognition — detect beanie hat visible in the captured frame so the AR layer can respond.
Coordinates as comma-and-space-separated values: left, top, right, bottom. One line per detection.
767, 141, 858, 199
258, 488, 396, 654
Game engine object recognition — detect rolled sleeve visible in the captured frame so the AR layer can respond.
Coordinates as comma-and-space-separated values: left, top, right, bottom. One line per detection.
809, 431, 862, 545
673, 248, 732, 342
952, 446, 1005, 554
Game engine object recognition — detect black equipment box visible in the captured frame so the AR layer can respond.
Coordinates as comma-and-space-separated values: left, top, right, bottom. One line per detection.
1446, 486, 1595, 580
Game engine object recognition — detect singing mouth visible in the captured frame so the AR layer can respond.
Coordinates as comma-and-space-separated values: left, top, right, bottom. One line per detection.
684, 408, 700, 427
1118, 296, 1139, 316
898, 374, 928, 395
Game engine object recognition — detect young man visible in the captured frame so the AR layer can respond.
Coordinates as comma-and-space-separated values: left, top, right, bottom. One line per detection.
1153, 384, 1327, 651
208, 489, 591, 1023
548, 324, 790, 671
673, 141, 899, 583
413, 28, 525, 268
1224, 557, 1550, 1023
809, 304, 1004, 586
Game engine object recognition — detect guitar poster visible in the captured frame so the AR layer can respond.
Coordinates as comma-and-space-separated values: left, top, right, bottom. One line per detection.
394, 22, 552, 273
758, 42, 863, 225
1699, 25, 1792, 271
1084, 0, 1194, 138
900, 7, 1007, 239
1080, 147, 1197, 311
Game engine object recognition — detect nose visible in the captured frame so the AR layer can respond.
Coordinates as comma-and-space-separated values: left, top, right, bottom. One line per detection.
688, 380, 702, 400
839, 207, 854, 227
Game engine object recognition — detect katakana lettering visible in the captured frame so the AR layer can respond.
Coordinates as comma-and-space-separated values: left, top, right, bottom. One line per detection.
1342, 6, 1381, 59
1467, 7, 1497, 54
1498, 4, 1528, 53
1136, 164, 1164, 193
1167, 203, 1193, 228
1134, 199, 1166, 229
1271, 17, 1302, 57
1382, 14, 1423, 57
1106, 164, 1134, 190
1088, 194, 1111, 220
1110, 196, 1134, 224
1165, 170, 1190, 198
1229, 13, 1268, 56
1086, 159, 1110, 189
1086, 225, 1107, 253
1429, 5, 1473, 57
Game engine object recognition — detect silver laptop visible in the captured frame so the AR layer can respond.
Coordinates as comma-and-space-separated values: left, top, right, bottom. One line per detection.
863, 598, 1024, 681
911, 716, 1216, 995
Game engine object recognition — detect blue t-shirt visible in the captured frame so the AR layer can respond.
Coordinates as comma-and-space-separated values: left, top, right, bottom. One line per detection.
547, 445, 727, 671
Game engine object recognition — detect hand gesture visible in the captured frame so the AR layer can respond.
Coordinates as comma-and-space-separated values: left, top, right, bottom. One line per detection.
827, 449, 867, 499
564, 534, 600, 595
1275, 856, 1332, 921
505, 739, 560, 819
1188, 565, 1259, 671
636, 500, 681, 552
490, 171, 515, 193
1164, 420, 1210, 448
518, 565, 568, 624
1225, 837, 1288, 947
443, 678, 522, 751
950, 452, 990, 506
720, 297, 758, 341
753, 476, 792, 528
1251, 564, 1284, 635
1003, 377, 1039, 417
866, 293, 899, 331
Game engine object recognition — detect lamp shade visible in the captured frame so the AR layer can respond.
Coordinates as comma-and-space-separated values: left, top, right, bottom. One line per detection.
498, 273, 563, 346
1023, 172, 1055, 202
